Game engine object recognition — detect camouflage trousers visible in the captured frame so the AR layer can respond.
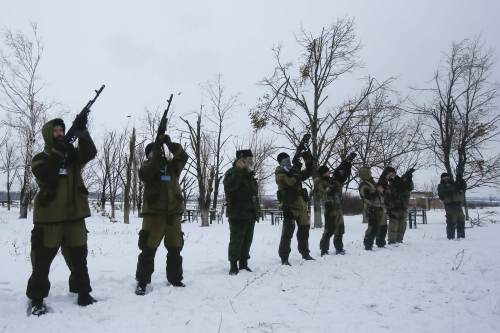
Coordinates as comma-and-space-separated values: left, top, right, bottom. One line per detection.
363, 206, 387, 249
319, 209, 345, 253
278, 207, 311, 260
444, 203, 465, 239
387, 209, 407, 243
228, 218, 256, 262
135, 214, 184, 285
26, 219, 91, 300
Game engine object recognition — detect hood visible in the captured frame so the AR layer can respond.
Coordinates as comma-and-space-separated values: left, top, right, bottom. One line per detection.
358, 166, 373, 182
42, 119, 58, 148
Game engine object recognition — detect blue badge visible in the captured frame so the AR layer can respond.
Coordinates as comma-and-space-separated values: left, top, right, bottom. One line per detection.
161, 175, 171, 182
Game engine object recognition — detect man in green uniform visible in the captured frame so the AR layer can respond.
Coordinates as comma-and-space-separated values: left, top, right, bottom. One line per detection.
223, 149, 260, 275
135, 134, 188, 295
27, 118, 97, 316
276, 151, 314, 265
438, 173, 466, 239
358, 166, 385, 250
380, 166, 414, 244
314, 153, 355, 256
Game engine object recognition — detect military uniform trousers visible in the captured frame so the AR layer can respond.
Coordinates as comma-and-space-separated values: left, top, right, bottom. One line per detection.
278, 207, 311, 260
135, 214, 184, 285
319, 209, 345, 252
228, 218, 255, 262
387, 209, 407, 243
363, 206, 386, 250
444, 203, 465, 239
26, 219, 91, 300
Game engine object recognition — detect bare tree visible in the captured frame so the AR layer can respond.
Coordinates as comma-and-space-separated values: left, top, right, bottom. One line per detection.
123, 128, 136, 224
414, 36, 500, 213
181, 109, 215, 227
250, 17, 390, 227
235, 129, 278, 195
202, 74, 238, 215
351, 88, 424, 175
108, 130, 127, 220
0, 131, 20, 210
0, 23, 50, 218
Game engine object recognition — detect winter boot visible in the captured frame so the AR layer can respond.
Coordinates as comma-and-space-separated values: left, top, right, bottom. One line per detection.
30, 298, 48, 316
336, 249, 346, 255
281, 257, 291, 266
229, 261, 239, 275
239, 259, 252, 272
302, 253, 315, 260
77, 293, 97, 306
321, 250, 329, 256
135, 282, 147, 296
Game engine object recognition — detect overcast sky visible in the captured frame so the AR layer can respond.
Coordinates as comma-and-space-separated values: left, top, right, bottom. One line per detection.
2, 0, 500, 194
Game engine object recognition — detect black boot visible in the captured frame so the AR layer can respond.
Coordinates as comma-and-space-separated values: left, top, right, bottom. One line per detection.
321, 250, 329, 256
281, 257, 291, 266
239, 259, 252, 272
166, 248, 185, 287
135, 282, 147, 295
336, 249, 346, 255
229, 261, 239, 275
77, 293, 97, 306
30, 298, 48, 316
302, 253, 315, 260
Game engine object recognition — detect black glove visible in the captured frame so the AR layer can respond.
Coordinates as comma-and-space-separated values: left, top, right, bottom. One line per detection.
163, 134, 172, 145
347, 152, 357, 162
73, 111, 89, 131
74, 129, 91, 140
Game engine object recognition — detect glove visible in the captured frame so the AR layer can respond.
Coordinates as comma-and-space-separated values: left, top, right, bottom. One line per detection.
74, 112, 89, 131
163, 134, 172, 145
74, 129, 90, 140
347, 152, 357, 162
301, 151, 312, 161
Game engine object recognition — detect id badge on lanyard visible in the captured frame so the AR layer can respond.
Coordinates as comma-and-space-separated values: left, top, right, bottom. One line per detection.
160, 164, 170, 182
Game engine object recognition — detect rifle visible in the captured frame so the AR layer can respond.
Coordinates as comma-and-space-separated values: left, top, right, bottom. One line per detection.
65, 84, 105, 143
154, 94, 174, 151
292, 133, 311, 169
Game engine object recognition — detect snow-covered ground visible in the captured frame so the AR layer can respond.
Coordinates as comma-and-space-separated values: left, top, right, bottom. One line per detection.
0, 207, 499, 333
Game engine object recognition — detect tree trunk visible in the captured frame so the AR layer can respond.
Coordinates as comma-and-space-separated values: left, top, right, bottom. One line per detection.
19, 165, 30, 219
123, 129, 135, 224
200, 206, 210, 227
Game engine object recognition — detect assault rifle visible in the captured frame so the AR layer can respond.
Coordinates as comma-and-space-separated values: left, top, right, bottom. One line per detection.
292, 133, 311, 169
155, 94, 174, 150
65, 84, 105, 143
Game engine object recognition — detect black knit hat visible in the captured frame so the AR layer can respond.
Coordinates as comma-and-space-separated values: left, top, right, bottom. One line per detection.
52, 118, 65, 131
277, 152, 290, 164
236, 149, 253, 159
384, 166, 396, 174
441, 172, 450, 178
145, 142, 154, 157
318, 165, 329, 176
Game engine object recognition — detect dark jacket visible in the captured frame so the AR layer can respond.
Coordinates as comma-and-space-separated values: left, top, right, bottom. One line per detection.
383, 175, 414, 212
223, 166, 260, 220
140, 142, 188, 216
275, 153, 313, 212
32, 119, 97, 223
438, 179, 466, 205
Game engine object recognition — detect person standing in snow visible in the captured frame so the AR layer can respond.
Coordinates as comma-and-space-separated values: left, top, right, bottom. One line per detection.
27, 118, 98, 316
314, 153, 355, 256
437, 173, 466, 239
275, 149, 314, 265
379, 166, 414, 244
134, 134, 188, 295
223, 149, 260, 275
358, 166, 386, 250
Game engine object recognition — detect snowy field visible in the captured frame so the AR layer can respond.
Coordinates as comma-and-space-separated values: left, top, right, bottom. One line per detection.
0, 207, 499, 333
